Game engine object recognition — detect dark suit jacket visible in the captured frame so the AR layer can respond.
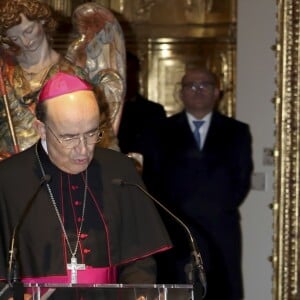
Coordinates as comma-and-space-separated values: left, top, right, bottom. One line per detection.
118, 94, 166, 155
156, 110, 253, 299
118, 94, 167, 192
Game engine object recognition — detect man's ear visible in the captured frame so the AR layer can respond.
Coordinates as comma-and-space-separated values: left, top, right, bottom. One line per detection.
34, 119, 46, 140
214, 87, 221, 100
177, 84, 184, 102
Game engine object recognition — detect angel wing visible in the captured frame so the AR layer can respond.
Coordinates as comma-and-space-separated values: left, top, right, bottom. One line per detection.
66, 2, 126, 133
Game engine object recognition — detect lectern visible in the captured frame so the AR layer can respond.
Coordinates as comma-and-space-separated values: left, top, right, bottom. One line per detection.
24, 283, 194, 299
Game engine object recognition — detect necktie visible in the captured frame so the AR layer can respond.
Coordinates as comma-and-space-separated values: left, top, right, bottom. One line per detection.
193, 120, 205, 149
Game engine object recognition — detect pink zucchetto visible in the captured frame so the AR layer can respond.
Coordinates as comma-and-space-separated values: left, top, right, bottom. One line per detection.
38, 72, 93, 103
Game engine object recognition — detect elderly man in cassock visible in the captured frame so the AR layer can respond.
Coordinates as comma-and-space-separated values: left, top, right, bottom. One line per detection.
0, 72, 172, 299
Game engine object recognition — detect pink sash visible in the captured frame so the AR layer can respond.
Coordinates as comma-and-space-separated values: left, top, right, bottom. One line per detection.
22, 266, 117, 284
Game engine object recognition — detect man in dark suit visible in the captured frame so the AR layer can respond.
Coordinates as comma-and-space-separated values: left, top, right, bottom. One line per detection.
117, 51, 167, 189
156, 67, 253, 300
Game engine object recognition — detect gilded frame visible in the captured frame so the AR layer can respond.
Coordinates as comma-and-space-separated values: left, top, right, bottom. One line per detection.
273, 0, 300, 299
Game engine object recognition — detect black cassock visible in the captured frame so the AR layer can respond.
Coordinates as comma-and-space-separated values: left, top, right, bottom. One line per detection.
0, 141, 172, 299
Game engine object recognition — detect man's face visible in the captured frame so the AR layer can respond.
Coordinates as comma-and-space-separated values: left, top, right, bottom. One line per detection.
6, 13, 46, 52
180, 69, 220, 118
38, 91, 100, 174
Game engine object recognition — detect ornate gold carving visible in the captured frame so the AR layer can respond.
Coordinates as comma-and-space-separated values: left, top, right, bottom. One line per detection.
136, 38, 235, 117
274, 0, 300, 299
121, 0, 236, 117
44, 0, 72, 16
117, 0, 234, 25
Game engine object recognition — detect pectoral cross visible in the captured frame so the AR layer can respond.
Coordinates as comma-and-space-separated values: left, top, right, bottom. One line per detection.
67, 256, 86, 284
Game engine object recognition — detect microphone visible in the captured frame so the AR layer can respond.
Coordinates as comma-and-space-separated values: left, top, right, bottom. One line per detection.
7, 175, 51, 291
112, 178, 207, 298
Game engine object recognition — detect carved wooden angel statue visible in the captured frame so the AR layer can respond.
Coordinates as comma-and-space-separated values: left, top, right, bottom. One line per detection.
0, 0, 125, 160
66, 2, 126, 135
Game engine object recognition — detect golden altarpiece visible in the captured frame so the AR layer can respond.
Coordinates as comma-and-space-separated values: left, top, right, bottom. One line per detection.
40, 0, 300, 299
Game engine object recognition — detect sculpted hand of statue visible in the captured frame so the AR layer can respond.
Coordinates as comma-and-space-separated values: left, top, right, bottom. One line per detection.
0, 151, 11, 161
66, 2, 126, 134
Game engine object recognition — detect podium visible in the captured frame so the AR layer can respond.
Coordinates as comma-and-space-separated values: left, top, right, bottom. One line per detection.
23, 283, 194, 299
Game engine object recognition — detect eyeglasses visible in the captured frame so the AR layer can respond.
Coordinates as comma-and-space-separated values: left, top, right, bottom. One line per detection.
46, 124, 103, 149
182, 82, 215, 93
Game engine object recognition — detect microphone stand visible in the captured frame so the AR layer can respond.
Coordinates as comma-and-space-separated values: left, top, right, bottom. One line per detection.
7, 226, 24, 300
0, 283, 9, 298
6, 175, 51, 300
113, 179, 207, 299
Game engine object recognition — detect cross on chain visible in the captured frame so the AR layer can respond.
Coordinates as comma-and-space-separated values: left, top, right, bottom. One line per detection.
67, 256, 86, 284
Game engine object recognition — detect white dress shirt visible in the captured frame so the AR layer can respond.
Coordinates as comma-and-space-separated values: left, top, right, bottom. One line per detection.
186, 111, 212, 149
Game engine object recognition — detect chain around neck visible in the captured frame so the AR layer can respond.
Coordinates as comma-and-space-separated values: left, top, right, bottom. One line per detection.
35, 143, 88, 258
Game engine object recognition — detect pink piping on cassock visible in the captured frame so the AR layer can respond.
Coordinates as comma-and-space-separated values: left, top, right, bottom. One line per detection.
87, 185, 113, 266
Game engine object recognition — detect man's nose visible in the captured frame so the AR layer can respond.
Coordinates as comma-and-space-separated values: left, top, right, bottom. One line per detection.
76, 136, 89, 153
